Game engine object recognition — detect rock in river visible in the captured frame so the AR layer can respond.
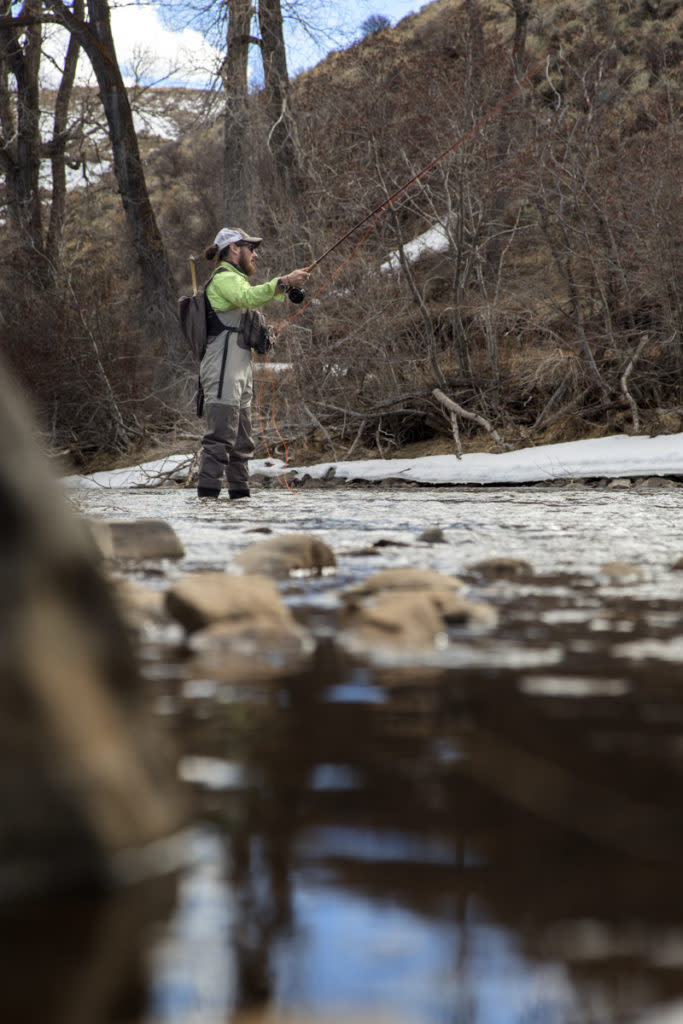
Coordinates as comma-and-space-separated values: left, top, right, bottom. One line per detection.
0, 362, 187, 899
166, 571, 301, 633
90, 518, 184, 561
339, 566, 497, 656
233, 533, 336, 578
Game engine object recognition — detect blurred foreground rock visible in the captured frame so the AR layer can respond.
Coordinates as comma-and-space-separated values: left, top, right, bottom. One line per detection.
234, 533, 336, 577
0, 364, 187, 900
339, 567, 497, 655
91, 518, 185, 560
167, 572, 295, 633
166, 572, 315, 682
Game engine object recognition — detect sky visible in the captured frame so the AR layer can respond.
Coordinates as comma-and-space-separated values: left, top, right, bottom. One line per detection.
105, 0, 425, 88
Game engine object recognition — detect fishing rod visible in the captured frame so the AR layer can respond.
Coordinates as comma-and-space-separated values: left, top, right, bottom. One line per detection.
284, 55, 547, 306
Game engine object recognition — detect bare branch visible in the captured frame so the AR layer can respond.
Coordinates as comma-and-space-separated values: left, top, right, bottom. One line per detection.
432, 389, 508, 451
620, 336, 648, 435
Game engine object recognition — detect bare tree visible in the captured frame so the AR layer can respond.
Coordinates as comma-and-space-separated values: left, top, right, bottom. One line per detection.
484, 0, 533, 278
258, 0, 300, 206
44, 0, 184, 364
221, 0, 254, 224
0, 0, 44, 254
1, 0, 85, 274
45, 0, 82, 266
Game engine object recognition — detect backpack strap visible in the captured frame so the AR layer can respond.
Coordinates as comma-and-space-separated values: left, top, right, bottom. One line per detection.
205, 266, 230, 338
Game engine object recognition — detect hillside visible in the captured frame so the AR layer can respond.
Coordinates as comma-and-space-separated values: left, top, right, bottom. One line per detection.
2, 0, 681, 467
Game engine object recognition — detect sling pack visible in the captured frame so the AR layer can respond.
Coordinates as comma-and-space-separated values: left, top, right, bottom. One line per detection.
239, 308, 274, 355
177, 265, 228, 361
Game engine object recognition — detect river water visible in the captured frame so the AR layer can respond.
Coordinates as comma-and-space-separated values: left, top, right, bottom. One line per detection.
28, 483, 683, 1023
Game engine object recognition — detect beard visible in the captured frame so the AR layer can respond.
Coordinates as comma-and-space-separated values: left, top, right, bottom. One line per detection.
239, 248, 256, 277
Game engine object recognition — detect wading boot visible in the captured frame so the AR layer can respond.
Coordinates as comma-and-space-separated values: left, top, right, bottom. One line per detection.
197, 487, 220, 498
228, 489, 250, 500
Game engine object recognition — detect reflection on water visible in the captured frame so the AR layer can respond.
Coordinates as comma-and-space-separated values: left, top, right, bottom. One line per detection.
12, 484, 683, 1023
146, 831, 235, 1024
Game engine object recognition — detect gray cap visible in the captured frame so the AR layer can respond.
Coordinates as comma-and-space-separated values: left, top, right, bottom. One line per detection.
214, 227, 262, 251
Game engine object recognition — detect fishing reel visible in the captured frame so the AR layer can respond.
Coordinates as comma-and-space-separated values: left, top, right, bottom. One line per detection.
288, 286, 305, 304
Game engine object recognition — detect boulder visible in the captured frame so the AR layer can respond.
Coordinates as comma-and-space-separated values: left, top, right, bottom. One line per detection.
429, 589, 499, 627
607, 478, 632, 489
636, 476, 678, 489
418, 526, 447, 543
338, 567, 497, 656
339, 590, 447, 654
233, 533, 336, 578
598, 560, 644, 583
91, 518, 184, 561
166, 572, 314, 681
166, 572, 298, 633
187, 619, 315, 684
0, 362, 187, 899
346, 567, 464, 598
466, 557, 534, 580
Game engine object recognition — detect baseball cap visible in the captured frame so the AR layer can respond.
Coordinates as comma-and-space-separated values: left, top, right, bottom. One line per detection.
214, 227, 263, 250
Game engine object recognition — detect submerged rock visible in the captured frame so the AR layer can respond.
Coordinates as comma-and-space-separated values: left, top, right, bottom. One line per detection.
429, 589, 499, 627
339, 566, 497, 656
418, 526, 447, 543
467, 557, 534, 580
597, 560, 644, 584
167, 572, 315, 681
339, 590, 447, 654
346, 567, 464, 598
187, 618, 315, 684
233, 533, 336, 578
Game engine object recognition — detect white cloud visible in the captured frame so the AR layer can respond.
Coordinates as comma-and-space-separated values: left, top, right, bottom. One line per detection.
111, 5, 221, 87
38, 0, 420, 91
39, 5, 221, 89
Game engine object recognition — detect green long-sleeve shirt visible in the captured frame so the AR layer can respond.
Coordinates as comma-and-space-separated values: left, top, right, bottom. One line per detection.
205, 260, 285, 312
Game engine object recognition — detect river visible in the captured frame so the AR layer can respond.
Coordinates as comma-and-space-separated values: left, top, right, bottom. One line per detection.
20, 482, 683, 1024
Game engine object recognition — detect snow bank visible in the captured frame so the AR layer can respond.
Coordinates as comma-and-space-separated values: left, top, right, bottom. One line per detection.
62, 432, 683, 490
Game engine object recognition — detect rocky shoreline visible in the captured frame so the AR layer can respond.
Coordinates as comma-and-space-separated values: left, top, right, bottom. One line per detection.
251, 470, 683, 491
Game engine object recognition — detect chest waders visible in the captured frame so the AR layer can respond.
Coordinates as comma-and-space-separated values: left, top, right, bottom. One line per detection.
197, 307, 254, 498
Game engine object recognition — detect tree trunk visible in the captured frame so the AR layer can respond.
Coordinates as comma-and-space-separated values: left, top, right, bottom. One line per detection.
45, 0, 82, 267
0, 0, 44, 255
258, 0, 299, 205
46, 0, 185, 367
222, 0, 253, 225
484, 0, 532, 278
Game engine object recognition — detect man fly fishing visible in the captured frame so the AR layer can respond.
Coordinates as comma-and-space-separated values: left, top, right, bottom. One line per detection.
197, 228, 310, 500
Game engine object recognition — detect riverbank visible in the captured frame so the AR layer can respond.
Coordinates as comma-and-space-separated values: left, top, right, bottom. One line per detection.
63, 430, 683, 491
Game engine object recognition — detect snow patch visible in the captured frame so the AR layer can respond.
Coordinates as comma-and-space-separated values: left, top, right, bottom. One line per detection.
62, 432, 683, 490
